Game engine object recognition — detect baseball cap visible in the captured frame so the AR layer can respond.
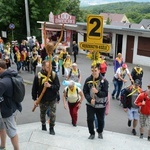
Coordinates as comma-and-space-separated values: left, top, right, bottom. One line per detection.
122, 63, 127, 69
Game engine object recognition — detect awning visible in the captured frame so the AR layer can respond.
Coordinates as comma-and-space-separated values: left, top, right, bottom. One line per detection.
38, 28, 61, 31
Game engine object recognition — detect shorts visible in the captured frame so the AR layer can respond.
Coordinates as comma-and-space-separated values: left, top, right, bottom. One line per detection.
0, 111, 17, 138
127, 108, 139, 120
140, 114, 150, 130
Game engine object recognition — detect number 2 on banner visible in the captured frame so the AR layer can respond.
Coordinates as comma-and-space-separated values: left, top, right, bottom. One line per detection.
87, 15, 103, 43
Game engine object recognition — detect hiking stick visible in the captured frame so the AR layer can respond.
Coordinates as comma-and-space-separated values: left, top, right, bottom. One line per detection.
32, 23, 64, 112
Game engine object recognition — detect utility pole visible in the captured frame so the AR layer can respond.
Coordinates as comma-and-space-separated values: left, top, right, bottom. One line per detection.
25, 0, 31, 37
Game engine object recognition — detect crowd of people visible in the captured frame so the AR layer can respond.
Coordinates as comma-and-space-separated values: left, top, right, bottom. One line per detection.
0, 37, 150, 150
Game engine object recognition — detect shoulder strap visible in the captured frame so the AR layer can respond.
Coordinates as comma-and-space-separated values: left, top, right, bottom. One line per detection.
69, 69, 72, 77
66, 87, 69, 97
52, 71, 56, 80
78, 69, 80, 77
66, 87, 79, 97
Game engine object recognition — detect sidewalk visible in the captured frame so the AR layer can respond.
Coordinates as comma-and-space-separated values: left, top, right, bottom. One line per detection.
6, 122, 150, 150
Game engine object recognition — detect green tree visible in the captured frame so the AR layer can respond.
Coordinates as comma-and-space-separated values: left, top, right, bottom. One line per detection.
0, 0, 85, 42
106, 17, 111, 25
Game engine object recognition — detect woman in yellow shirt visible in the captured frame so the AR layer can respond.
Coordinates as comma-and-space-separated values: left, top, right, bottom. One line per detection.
63, 55, 72, 78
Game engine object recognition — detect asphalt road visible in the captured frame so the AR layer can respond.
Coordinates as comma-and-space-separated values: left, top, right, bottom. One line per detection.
14, 54, 150, 136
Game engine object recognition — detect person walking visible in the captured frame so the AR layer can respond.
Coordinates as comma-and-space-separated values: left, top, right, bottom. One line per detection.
0, 60, 21, 150
72, 41, 79, 63
59, 48, 68, 77
113, 53, 123, 73
32, 60, 60, 135
123, 79, 142, 135
134, 84, 150, 141
83, 63, 109, 140
131, 65, 143, 87
99, 55, 107, 77
63, 80, 84, 126
67, 63, 81, 83
63, 55, 72, 78
112, 63, 134, 100
52, 55, 60, 77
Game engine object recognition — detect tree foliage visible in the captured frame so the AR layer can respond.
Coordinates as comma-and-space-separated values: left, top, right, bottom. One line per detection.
0, 0, 86, 42
81, 2, 150, 23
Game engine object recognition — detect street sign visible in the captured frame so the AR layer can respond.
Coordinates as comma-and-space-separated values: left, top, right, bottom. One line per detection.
87, 15, 103, 43
9, 23, 15, 30
79, 42, 111, 53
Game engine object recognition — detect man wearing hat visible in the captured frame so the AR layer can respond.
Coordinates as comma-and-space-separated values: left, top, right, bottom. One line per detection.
112, 63, 134, 100
123, 79, 143, 135
134, 84, 150, 141
131, 65, 143, 87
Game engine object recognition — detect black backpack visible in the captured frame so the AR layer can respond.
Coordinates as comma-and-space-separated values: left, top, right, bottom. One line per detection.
11, 75, 25, 103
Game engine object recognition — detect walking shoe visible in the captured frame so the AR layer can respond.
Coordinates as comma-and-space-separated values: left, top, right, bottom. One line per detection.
128, 120, 131, 127
98, 133, 103, 139
116, 97, 120, 101
148, 136, 150, 141
111, 94, 115, 100
132, 129, 136, 135
140, 133, 143, 139
88, 134, 95, 139
72, 123, 77, 127
42, 124, 47, 131
49, 127, 55, 135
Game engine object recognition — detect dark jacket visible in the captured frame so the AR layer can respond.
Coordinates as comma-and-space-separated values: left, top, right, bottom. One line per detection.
32, 69, 60, 103
123, 87, 142, 109
83, 74, 108, 108
52, 60, 60, 72
131, 67, 143, 81
72, 44, 79, 54
0, 68, 22, 118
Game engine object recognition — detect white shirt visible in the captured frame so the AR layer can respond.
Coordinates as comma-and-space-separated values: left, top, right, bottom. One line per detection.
114, 67, 130, 80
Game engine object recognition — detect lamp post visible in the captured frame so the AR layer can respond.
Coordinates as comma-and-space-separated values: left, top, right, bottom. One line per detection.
25, 0, 31, 37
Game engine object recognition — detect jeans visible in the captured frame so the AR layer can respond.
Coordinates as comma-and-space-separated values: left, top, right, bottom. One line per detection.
112, 78, 123, 98
16, 61, 22, 71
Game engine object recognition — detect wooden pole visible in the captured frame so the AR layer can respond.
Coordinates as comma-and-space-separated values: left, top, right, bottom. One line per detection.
32, 23, 64, 112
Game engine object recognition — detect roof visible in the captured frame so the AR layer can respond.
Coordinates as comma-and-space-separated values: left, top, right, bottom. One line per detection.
111, 22, 145, 29
100, 13, 129, 23
140, 19, 150, 29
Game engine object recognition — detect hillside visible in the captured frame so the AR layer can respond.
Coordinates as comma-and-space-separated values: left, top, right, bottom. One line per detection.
81, 2, 150, 23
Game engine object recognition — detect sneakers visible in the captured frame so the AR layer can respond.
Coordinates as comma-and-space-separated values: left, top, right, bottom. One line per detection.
98, 133, 103, 139
72, 123, 77, 127
112, 95, 115, 100
116, 97, 120, 101
49, 127, 55, 135
128, 120, 131, 127
132, 129, 136, 135
42, 124, 47, 131
88, 134, 95, 139
140, 133, 143, 139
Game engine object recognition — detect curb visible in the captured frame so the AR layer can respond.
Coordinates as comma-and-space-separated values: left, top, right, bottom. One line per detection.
23, 79, 33, 85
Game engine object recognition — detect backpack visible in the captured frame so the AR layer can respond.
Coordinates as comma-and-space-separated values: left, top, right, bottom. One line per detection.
69, 68, 80, 78
11, 75, 25, 103
65, 87, 79, 101
120, 86, 132, 106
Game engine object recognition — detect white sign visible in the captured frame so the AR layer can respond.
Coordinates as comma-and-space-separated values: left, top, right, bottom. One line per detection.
1, 31, 7, 38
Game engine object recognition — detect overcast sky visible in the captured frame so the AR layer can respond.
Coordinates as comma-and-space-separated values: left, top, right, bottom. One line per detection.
80, 0, 150, 6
